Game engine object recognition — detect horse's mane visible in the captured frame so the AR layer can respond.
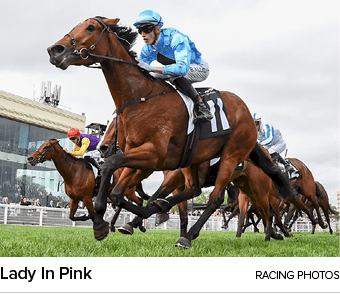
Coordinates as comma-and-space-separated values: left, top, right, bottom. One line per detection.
95, 16, 139, 62
49, 138, 78, 162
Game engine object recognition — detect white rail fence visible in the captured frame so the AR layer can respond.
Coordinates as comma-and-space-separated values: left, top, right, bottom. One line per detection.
0, 204, 338, 233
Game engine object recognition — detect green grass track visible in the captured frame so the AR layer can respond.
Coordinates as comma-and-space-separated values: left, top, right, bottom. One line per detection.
0, 225, 338, 257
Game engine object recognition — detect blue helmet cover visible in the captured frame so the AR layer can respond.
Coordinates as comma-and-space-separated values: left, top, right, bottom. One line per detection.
134, 10, 163, 27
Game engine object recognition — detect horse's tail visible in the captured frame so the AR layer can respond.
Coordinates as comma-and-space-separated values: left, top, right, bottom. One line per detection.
315, 181, 339, 215
315, 181, 323, 200
248, 143, 295, 200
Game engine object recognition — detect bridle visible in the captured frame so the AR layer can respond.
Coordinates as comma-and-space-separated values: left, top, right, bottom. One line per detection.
67, 17, 138, 68
34, 140, 60, 163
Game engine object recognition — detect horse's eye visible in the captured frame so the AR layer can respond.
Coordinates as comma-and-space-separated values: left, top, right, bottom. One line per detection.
43, 146, 49, 150
87, 25, 95, 32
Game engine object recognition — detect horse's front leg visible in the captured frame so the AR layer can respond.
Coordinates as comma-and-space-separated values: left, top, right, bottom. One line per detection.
236, 193, 248, 237
93, 154, 123, 241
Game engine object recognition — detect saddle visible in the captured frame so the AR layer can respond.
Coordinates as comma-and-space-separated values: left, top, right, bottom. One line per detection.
178, 88, 232, 168
274, 158, 300, 180
284, 159, 300, 180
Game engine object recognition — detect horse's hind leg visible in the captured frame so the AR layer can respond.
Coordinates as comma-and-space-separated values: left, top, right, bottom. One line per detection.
110, 207, 122, 232
69, 199, 91, 221
270, 197, 292, 238
288, 197, 318, 228
176, 188, 226, 249
318, 199, 333, 234
177, 201, 188, 237
222, 206, 239, 229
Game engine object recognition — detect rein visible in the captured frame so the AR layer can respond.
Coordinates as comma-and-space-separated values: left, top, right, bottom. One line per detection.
68, 17, 175, 155
35, 140, 73, 164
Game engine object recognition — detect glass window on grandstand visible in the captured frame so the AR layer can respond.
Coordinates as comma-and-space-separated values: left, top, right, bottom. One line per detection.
0, 116, 73, 205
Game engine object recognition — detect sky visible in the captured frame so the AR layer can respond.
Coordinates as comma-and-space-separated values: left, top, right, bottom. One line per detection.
0, 0, 339, 206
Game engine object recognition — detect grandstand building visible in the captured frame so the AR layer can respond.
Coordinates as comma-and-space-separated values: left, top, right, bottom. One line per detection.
0, 90, 86, 205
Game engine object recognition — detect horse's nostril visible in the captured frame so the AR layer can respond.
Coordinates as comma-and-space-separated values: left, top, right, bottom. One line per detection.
100, 145, 108, 152
49, 44, 66, 56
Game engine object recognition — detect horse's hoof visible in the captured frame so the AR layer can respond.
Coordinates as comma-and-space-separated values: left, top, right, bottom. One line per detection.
152, 198, 171, 212
93, 221, 110, 241
138, 225, 146, 233
155, 213, 169, 226
221, 225, 228, 229
118, 224, 134, 235
110, 225, 116, 232
271, 232, 284, 240
175, 237, 191, 249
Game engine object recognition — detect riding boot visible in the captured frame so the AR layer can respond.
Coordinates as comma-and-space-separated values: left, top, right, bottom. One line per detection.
271, 152, 288, 169
84, 156, 101, 187
172, 77, 213, 122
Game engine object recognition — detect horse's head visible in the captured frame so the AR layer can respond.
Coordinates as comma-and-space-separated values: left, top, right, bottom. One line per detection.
27, 139, 59, 166
47, 17, 121, 70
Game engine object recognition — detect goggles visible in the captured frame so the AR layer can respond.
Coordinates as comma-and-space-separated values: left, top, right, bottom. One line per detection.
137, 24, 155, 35
69, 136, 77, 141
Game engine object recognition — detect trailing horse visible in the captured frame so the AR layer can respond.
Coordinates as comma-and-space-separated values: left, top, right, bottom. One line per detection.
27, 139, 143, 226
284, 181, 338, 234
27, 139, 99, 221
281, 158, 328, 230
48, 17, 294, 247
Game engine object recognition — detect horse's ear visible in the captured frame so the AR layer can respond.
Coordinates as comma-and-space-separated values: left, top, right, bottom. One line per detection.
104, 18, 120, 26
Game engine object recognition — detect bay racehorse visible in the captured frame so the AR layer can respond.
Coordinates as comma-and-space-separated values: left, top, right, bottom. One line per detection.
27, 139, 98, 221
27, 139, 143, 226
281, 158, 328, 230
47, 17, 294, 247
284, 181, 338, 234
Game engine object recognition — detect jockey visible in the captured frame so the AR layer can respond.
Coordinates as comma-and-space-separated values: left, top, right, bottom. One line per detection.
252, 113, 288, 167
133, 10, 213, 122
64, 128, 102, 180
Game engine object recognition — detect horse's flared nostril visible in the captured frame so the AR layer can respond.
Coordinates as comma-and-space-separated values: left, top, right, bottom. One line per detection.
47, 44, 66, 57
99, 145, 109, 153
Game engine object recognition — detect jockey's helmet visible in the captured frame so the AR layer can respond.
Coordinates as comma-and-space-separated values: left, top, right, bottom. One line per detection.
67, 128, 80, 138
252, 113, 261, 122
133, 10, 163, 28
